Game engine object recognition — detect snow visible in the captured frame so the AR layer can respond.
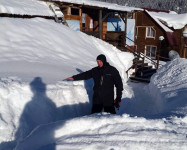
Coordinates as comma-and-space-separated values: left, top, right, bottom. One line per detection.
0, 0, 54, 16
0, 17, 134, 149
53, 0, 143, 12
0, 3, 187, 150
148, 11, 187, 30
0, 17, 133, 84
146, 10, 173, 32
14, 57, 187, 150
149, 58, 187, 115
15, 114, 187, 150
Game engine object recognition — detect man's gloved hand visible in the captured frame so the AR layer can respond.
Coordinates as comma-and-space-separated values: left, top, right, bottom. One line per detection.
114, 98, 121, 109
65, 77, 74, 81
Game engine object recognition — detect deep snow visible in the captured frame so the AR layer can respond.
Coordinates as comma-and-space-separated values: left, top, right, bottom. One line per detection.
0, 17, 135, 149
0, 17, 133, 84
0, 4, 187, 150
149, 11, 187, 29
0, 0, 54, 16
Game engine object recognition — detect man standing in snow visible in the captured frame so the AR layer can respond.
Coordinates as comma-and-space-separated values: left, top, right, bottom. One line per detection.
66, 54, 123, 114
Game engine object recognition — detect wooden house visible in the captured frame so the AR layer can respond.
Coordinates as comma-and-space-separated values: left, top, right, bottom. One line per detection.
44, 1, 187, 60
134, 9, 187, 60
45, 0, 142, 51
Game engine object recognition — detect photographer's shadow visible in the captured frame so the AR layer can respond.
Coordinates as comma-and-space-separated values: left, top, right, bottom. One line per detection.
0, 77, 57, 150
15, 77, 57, 150
0, 74, 93, 150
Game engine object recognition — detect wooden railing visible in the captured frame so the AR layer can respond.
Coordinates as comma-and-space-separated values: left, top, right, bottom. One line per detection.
123, 35, 169, 77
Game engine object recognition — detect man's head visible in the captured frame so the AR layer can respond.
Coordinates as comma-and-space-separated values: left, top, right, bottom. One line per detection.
96, 54, 106, 68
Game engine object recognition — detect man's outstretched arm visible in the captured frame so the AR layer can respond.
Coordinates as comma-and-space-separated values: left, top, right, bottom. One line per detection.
66, 69, 93, 81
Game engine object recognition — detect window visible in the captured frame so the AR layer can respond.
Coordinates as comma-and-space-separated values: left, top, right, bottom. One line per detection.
146, 46, 157, 58
146, 27, 155, 38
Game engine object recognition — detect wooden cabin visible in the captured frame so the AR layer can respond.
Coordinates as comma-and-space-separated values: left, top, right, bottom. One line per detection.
48, 0, 142, 51
134, 9, 187, 60
48, 1, 187, 60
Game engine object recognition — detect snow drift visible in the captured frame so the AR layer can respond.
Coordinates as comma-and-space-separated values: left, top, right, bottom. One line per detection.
0, 17, 133, 84
0, 10, 187, 150
0, 17, 134, 148
149, 58, 187, 115
14, 58, 187, 150
15, 113, 187, 150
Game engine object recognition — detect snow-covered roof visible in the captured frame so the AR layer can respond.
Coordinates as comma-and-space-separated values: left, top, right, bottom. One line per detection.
0, 0, 54, 16
146, 10, 173, 33
52, 0, 143, 12
148, 11, 187, 30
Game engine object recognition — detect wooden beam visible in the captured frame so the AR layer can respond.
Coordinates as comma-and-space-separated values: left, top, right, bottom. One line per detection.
118, 12, 127, 45
67, 7, 71, 15
79, 8, 82, 16
125, 13, 128, 45
93, 12, 110, 31
48, 5, 61, 23
67, 4, 73, 7
99, 9, 103, 39
102, 12, 111, 21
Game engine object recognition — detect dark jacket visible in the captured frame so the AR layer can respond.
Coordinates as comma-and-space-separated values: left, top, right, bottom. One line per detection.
72, 63, 123, 106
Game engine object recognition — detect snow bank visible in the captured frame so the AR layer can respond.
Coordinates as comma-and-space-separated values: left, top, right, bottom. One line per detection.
15, 114, 187, 150
1, 1, 187, 150
0, 17, 134, 145
0, 17, 133, 84
0, 0, 54, 16
149, 58, 187, 115
0, 77, 91, 144
0, 14, 187, 150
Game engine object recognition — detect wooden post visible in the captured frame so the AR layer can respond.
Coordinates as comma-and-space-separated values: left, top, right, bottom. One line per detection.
124, 12, 128, 46
184, 44, 187, 58
48, 5, 60, 23
142, 56, 145, 68
67, 7, 71, 15
79, 8, 82, 31
79, 8, 82, 16
135, 57, 138, 74
156, 54, 159, 69
183, 38, 187, 58
93, 12, 110, 31
157, 40, 161, 69
99, 9, 103, 39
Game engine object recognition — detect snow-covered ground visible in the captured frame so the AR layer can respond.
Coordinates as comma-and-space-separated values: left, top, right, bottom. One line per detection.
0, 6, 187, 150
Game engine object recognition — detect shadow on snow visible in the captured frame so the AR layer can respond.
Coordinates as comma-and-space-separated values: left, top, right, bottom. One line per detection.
0, 74, 93, 150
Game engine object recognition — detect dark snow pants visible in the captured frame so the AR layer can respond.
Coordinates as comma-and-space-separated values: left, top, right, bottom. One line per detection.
91, 104, 116, 114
